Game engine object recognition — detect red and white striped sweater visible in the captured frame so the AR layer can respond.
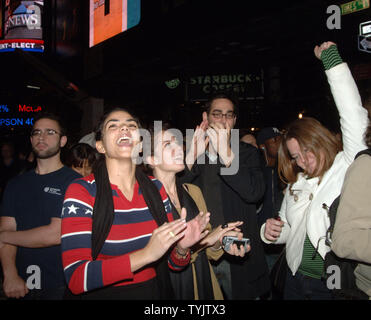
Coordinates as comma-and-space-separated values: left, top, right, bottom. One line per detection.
61, 174, 189, 295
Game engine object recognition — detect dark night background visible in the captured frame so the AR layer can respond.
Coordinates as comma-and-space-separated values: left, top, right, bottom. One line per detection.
1, 0, 371, 151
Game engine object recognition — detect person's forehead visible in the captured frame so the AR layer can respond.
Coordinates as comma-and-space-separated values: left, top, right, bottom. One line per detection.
210, 98, 234, 112
162, 130, 177, 141
155, 131, 179, 150
105, 110, 135, 123
266, 135, 281, 144
286, 138, 301, 152
33, 118, 60, 130
242, 134, 256, 142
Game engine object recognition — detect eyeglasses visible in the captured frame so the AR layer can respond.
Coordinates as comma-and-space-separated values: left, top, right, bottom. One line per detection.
210, 112, 235, 120
30, 128, 62, 137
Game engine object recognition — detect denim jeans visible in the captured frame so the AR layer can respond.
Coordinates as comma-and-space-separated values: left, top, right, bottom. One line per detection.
266, 253, 280, 273
211, 259, 232, 300
284, 269, 333, 300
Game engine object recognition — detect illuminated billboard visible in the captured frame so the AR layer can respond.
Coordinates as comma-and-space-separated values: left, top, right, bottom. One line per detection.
0, 102, 43, 129
89, 0, 140, 48
0, 0, 44, 53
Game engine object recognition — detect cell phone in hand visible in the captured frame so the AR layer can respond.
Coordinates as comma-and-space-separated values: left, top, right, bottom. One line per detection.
222, 236, 250, 251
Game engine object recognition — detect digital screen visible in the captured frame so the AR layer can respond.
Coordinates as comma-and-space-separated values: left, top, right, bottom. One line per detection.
55, 1, 84, 57
0, 0, 44, 53
0, 102, 43, 128
0, 38, 43, 51
362, 23, 371, 35
89, 0, 140, 48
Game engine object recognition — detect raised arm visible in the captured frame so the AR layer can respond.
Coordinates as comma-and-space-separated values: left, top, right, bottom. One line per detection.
185, 119, 209, 172
315, 42, 368, 163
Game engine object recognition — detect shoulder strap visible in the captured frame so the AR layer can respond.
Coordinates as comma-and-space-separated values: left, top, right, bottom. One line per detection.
355, 148, 371, 160
328, 195, 341, 234
327, 149, 371, 239
329, 148, 371, 232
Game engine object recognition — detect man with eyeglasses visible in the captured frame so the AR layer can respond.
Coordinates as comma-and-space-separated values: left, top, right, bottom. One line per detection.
182, 93, 270, 300
0, 113, 81, 299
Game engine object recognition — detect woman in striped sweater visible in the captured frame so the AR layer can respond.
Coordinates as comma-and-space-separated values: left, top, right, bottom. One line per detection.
60, 108, 210, 299
260, 42, 369, 299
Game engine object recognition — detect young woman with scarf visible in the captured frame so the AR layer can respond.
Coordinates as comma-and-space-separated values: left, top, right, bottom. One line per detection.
146, 124, 249, 299
60, 108, 209, 299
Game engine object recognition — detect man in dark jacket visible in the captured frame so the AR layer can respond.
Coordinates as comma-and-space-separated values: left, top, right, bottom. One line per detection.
256, 127, 285, 299
181, 93, 270, 299
256, 127, 284, 230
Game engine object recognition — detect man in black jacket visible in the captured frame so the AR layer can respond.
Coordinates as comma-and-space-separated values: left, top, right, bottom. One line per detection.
256, 127, 285, 299
256, 127, 284, 230
181, 93, 270, 299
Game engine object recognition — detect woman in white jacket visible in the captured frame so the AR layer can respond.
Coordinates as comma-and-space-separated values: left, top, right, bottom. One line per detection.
261, 41, 369, 300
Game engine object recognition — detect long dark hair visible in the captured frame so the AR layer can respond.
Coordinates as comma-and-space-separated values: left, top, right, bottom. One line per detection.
91, 107, 140, 259
91, 107, 174, 298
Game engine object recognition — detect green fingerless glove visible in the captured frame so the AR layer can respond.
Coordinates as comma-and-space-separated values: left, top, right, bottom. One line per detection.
320, 45, 343, 70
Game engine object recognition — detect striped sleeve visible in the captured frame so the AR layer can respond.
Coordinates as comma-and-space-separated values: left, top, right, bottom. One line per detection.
61, 181, 134, 295
168, 247, 191, 271
320, 45, 343, 70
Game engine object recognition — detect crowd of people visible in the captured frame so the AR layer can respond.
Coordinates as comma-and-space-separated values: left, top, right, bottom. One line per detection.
0, 41, 370, 301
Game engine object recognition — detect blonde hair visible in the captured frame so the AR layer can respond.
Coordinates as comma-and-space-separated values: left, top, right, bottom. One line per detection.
278, 117, 342, 184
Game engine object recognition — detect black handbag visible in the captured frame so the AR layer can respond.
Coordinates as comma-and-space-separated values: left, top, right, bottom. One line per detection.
269, 247, 287, 298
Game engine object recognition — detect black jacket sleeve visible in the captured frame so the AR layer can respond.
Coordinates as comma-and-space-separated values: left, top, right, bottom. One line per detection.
219, 143, 265, 204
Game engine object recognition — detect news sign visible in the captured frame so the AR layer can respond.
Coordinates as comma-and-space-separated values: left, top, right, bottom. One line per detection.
0, 0, 44, 53
0, 38, 43, 52
89, 0, 140, 48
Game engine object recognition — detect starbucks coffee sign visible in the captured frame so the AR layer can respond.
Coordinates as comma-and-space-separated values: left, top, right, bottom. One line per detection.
188, 71, 264, 100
